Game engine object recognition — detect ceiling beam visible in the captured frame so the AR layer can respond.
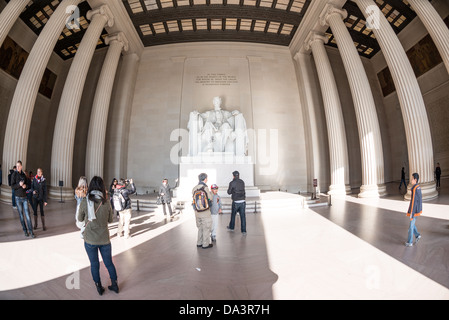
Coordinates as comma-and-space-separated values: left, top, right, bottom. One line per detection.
141, 30, 292, 46
128, 5, 304, 26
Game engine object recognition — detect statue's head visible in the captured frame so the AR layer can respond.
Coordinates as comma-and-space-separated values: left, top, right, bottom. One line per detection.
213, 96, 222, 110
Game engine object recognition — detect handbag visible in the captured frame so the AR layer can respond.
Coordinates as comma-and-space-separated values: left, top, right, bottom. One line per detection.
156, 195, 162, 205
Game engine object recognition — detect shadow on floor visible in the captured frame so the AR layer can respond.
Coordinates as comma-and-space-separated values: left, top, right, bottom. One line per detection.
310, 195, 449, 290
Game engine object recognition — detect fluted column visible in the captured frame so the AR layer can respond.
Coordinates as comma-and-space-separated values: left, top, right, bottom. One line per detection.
49, 5, 114, 199
294, 51, 325, 193
321, 4, 386, 198
105, 52, 140, 182
85, 32, 128, 181
305, 32, 350, 196
0, 0, 82, 202
355, 0, 437, 200
0, 0, 30, 47
407, 0, 449, 75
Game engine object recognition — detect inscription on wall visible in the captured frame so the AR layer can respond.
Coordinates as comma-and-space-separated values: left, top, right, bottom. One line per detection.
195, 73, 238, 86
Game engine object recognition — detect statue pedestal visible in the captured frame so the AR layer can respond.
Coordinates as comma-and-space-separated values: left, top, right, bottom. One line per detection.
174, 152, 260, 200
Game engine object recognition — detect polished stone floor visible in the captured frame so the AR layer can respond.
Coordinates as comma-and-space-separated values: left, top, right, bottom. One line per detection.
0, 180, 448, 300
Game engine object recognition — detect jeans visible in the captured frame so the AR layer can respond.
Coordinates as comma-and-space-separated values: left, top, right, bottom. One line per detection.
211, 214, 218, 238
407, 217, 420, 244
16, 196, 33, 233
162, 201, 173, 216
32, 198, 45, 216
399, 179, 406, 189
11, 188, 16, 207
84, 242, 117, 284
229, 201, 246, 233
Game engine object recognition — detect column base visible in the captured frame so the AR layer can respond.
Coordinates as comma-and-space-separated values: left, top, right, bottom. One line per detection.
358, 183, 387, 198
0, 185, 13, 205
48, 185, 75, 201
328, 184, 351, 197
404, 181, 438, 201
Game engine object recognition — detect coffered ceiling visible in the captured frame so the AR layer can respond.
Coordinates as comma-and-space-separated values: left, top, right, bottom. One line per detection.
4, 0, 422, 60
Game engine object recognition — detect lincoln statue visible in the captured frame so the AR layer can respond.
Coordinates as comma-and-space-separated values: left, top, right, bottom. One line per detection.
187, 96, 248, 157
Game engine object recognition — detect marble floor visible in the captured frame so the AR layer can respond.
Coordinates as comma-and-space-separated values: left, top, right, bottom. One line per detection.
0, 180, 448, 300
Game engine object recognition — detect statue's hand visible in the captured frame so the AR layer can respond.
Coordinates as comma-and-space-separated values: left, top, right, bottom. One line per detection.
232, 110, 240, 116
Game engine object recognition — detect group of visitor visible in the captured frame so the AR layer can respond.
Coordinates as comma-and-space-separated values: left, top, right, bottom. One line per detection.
2, 158, 443, 296
7, 160, 47, 238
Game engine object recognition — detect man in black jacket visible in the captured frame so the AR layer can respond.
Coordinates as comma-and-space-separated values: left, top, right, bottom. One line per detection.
11, 161, 35, 238
8, 166, 16, 208
227, 171, 246, 235
435, 163, 441, 189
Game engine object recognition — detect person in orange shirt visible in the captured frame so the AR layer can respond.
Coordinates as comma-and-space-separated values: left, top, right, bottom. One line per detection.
405, 173, 422, 247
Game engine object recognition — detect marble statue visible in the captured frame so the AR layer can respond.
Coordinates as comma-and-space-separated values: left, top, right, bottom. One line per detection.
188, 96, 248, 156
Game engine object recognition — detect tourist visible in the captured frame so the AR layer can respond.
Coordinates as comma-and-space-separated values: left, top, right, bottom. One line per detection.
405, 173, 422, 247
210, 184, 222, 242
159, 178, 174, 218
227, 171, 247, 235
109, 178, 118, 218
8, 166, 17, 208
11, 161, 34, 238
113, 178, 136, 239
75, 176, 88, 238
192, 173, 213, 249
399, 167, 406, 190
77, 176, 118, 295
30, 168, 48, 231
435, 163, 441, 189
25, 170, 33, 210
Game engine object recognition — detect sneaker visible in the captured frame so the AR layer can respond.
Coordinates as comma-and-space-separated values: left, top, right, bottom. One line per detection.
242, 232, 247, 236
226, 226, 234, 232
405, 242, 413, 247
202, 244, 213, 249
416, 235, 422, 243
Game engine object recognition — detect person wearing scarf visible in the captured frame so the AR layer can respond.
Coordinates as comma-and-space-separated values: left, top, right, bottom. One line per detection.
31, 168, 47, 230
77, 176, 118, 296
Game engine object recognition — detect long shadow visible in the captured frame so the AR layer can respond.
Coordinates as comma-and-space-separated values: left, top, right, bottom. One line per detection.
0, 209, 278, 300
310, 198, 449, 289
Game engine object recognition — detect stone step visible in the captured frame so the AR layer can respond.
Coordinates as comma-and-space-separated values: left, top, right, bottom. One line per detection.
130, 191, 329, 213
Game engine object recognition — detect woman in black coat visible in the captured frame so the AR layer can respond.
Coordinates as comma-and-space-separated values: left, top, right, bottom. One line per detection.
31, 168, 48, 230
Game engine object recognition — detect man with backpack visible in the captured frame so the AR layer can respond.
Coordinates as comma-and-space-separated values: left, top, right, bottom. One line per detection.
113, 178, 136, 239
192, 173, 213, 249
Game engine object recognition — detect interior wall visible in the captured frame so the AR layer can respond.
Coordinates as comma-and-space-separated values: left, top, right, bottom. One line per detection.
126, 42, 308, 194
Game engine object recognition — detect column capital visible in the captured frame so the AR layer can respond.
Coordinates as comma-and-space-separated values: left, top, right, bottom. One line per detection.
87, 4, 114, 28
319, 4, 348, 27
106, 32, 129, 52
304, 31, 328, 51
